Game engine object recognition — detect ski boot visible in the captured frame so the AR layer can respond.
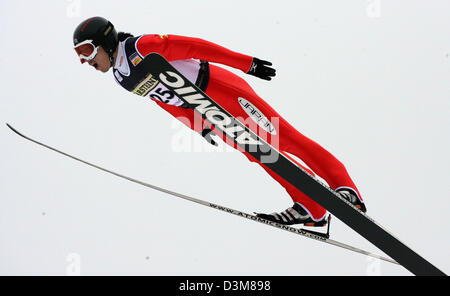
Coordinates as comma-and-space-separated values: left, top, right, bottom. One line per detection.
255, 202, 328, 227
336, 188, 367, 213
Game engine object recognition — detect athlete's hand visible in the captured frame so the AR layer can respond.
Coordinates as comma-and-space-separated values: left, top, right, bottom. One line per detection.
200, 128, 218, 146
246, 57, 276, 81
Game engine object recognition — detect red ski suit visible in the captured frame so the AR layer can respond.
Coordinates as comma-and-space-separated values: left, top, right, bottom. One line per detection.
135, 34, 362, 220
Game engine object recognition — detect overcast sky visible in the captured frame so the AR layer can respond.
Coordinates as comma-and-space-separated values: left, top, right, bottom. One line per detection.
1, 0, 449, 275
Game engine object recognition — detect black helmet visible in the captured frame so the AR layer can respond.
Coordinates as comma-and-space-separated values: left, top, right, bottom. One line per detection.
73, 16, 118, 66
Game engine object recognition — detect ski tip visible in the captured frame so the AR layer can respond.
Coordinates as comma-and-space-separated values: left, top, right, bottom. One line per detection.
6, 123, 14, 131
6, 123, 16, 132
6, 123, 25, 138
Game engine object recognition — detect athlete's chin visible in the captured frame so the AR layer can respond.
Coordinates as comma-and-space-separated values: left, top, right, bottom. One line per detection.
98, 66, 110, 73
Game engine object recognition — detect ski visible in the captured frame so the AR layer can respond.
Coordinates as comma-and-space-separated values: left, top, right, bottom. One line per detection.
6, 123, 397, 264
141, 53, 445, 276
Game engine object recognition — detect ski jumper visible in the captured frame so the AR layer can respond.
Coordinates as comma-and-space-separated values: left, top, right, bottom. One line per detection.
112, 34, 363, 221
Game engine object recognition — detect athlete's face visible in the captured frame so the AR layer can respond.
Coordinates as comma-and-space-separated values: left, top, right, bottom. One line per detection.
86, 46, 111, 73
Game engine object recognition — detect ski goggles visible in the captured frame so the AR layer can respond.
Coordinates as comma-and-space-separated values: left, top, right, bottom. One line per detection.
74, 40, 99, 64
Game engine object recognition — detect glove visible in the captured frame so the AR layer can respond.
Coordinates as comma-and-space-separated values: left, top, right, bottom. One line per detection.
246, 57, 276, 81
200, 128, 218, 146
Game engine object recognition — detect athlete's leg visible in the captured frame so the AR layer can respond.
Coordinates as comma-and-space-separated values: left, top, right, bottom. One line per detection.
205, 65, 334, 220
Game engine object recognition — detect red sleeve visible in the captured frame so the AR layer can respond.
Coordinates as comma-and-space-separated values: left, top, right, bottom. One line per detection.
135, 34, 253, 73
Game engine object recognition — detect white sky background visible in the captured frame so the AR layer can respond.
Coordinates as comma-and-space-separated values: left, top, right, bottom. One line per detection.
1, 0, 449, 276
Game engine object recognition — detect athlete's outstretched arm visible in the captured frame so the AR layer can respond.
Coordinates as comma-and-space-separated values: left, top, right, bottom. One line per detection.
136, 34, 275, 80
